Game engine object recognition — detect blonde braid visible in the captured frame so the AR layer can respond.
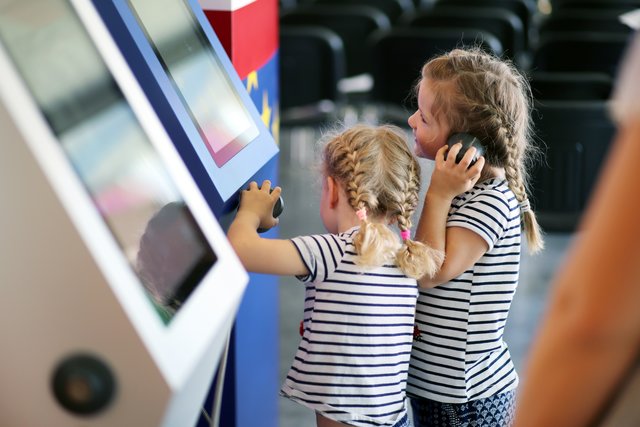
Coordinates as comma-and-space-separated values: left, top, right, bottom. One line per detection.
322, 124, 445, 276
504, 143, 545, 253
336, 130, 394, 267
394, 161, 444, 279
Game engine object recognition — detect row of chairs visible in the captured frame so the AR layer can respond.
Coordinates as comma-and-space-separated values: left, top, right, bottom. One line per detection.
280, 23, 628, 111
279, 1, 634, 232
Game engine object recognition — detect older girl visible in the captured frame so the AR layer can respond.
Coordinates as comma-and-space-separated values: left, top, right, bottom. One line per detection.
407, 48, 544, 426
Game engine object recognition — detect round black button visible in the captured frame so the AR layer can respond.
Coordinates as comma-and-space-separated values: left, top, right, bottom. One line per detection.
51, 353, 116, 416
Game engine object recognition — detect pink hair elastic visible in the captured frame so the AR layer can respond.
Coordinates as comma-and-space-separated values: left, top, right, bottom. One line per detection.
356, 208, 367, 221
400, 230, 411, 241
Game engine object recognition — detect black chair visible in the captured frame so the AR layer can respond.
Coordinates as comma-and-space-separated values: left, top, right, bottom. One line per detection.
403, 6, 525, 64
280, 4, 391, 77
311, 0, 415, 24
414, 0, 437, 9
538, 9, 635, 37
551, 0, 640, 12
279, 25, 347, 126
529, 71, 613, 101
530, 100, 617, 231
367, 27, 503, 122
434, 0, 536, 49
532, 32, 632, 77
279, 0, 298, 12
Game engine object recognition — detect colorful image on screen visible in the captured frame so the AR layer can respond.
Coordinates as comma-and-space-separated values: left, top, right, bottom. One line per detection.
127, 0, 259, 167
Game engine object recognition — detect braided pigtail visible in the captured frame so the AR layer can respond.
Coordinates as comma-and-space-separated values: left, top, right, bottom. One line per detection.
348, 151, 398, 268
394, 161, 444, 279
504, 144, 545, 253
353, 204, 399, 268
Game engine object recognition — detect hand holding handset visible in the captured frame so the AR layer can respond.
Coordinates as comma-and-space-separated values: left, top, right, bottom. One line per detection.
445, 133, 485, 166
237, 180, 284, 233
258, 189, 283, 233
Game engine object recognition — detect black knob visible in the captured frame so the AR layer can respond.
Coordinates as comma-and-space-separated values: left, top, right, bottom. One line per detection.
51, 353, 116, 416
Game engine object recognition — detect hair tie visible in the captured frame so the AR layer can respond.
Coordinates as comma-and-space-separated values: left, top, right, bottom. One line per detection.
400, 230, 411, 241
520, 198, 531, 214
356, 207, 367, 221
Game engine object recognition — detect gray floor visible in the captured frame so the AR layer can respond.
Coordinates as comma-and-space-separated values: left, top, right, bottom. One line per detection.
275, 125, 575, 427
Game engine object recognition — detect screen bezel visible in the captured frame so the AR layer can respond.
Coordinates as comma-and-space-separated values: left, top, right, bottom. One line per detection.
98, 0, 278, 203
0, 0, 248, 388
125, 0, 261, 168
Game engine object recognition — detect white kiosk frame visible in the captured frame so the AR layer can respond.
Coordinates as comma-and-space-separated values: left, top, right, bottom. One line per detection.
0, 0, 248, 425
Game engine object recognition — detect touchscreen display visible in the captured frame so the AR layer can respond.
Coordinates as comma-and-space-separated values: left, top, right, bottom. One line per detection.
0, 0, 216, 324
127, 0, 259, 167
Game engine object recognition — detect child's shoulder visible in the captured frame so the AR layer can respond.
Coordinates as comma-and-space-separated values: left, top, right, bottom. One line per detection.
455, 178, 517, 210
290, 227, 357, 251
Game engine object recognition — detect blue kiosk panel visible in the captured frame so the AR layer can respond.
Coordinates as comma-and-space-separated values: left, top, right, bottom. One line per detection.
91, 1, 281, 427
92, 0, 279, 214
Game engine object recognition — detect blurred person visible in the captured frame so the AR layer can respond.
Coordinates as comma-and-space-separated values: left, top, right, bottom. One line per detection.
513, 32, 640, 427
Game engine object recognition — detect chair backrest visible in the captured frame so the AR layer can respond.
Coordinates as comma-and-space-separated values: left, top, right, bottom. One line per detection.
404, 6, 525, 62
368, 27, 503, 109
434, 0, 535, 49
279, 25, 346, 111
311, 0, 415, 24
530, 100, 616, 231
529, 71, 613, 101
551, 0, 640, 12
280, 4, 391, 77
532, 32, 632, 77
539, 9, 635, 36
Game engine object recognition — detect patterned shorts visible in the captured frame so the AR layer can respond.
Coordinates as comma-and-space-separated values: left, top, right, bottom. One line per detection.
410, 391, 516, 427
391, 413, 410, 427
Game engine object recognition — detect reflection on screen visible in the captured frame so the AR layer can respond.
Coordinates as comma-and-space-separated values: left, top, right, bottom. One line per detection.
127, 0, 259, 167
0, 0, 217, 324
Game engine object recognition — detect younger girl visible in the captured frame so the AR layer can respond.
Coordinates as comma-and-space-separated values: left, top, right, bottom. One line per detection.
406, 48, 545, 426
227, 124, 444, 427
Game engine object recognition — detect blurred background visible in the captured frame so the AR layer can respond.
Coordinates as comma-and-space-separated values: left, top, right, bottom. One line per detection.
276, 0, 638, 425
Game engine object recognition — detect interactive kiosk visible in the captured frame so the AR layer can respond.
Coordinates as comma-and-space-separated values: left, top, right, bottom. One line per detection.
91, 0, 279, 217
0, 0, 248, 426
90, 2, 281, 426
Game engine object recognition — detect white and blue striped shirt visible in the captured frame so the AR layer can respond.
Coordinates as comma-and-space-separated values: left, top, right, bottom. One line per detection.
407, 178, 522, 404
282, 226, 418, 427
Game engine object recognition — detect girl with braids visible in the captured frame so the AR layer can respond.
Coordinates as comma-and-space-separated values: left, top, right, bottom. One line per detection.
406, 47, 545, 426
227, 124, 444, 427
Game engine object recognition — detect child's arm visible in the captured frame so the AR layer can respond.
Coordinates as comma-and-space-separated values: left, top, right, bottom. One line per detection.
227, 180, 309, 276
416, 144, 485, 288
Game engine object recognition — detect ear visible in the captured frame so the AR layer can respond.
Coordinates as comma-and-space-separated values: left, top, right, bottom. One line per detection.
326, 176, 340, 209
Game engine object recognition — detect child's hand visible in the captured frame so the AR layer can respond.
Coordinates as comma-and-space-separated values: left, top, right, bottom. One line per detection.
429, 143, 485, 200
238, 180, 282, 231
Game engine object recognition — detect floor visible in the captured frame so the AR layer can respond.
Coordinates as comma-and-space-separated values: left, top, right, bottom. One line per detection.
275, 124, 575, 427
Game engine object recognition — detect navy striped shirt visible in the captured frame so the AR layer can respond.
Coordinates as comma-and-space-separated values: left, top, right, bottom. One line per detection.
282, 227, 418, 427
407, 179, 521, 403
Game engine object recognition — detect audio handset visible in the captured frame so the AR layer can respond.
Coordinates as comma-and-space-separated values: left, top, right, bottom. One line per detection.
236, 184, 284, 233
257, 189, 284, 233
445, 133, 485, 166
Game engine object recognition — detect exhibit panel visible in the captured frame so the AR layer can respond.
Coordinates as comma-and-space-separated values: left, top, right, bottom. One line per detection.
91, 0, 279, 214
91, 1, 281, 426
0, 0, 248, 425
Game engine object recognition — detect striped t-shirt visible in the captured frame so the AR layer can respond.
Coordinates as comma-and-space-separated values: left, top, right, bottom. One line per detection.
407, 178, 522, 404
282, 226, 418, 427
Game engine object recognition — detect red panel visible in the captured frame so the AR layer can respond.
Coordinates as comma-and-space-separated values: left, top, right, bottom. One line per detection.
203, 10, 232, 58
202, 0, 277, 79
